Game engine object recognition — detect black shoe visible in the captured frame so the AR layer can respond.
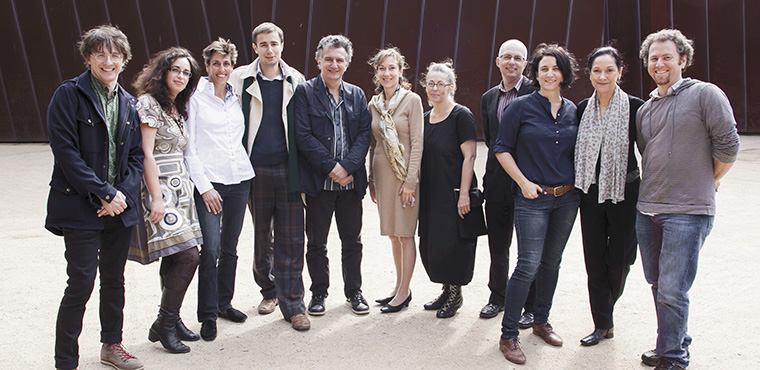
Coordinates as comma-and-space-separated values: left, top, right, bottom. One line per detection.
423, 284, 450, 310
308, 293, 327, 316
436, 285, 462, 318
653, 358, 685, 370
375, 295, 394, 306
518, 312, 534, 329
218, 307, 247, 323
642, 349, 690, 367
175, 318, 200, 342
346, 291, 370, 315
380, 291, 412, 313
479, 302, 504, 319
580, 327, 614, 346
200, 320, 217, 341
148, 309, 190, 353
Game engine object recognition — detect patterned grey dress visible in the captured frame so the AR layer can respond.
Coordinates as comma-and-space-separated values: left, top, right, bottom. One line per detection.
129, 94, 203, 264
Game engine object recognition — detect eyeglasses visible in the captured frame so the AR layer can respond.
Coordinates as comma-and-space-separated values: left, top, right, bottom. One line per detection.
426, 82, 450, 89
169, 66, 192, 78
499, 54, 525, 62
93, 53, 124, 63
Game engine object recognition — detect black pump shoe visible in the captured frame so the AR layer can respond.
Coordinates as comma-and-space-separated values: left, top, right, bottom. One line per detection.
375, 295, 394, 306
580, 327, 614, 346
380, 291, 412, 313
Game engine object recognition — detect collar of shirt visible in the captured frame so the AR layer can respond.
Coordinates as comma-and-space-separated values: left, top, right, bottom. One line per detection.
198, 77, 234, 100
320, 76, 344, 103
499, 77, 523, 93
90, 73, 118, 100
650, 77, 684, 99
256, 61, 284, 81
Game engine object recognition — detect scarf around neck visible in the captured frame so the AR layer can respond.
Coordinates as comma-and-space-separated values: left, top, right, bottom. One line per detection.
370, 87, 410, 182
574, 85, 630, 203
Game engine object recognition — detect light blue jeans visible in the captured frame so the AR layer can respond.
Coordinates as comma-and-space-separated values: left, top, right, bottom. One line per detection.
637, 212, 713, 368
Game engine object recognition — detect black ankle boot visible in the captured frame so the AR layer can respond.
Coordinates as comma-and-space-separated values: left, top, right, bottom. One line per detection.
148, 288, 191, 353
436, 285, 463, 318
424, 284, 450, 310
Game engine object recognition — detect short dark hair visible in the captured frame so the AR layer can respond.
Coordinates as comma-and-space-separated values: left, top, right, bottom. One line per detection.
586, 46, 623, 71
78, 25, 132, 68
203, 37, 238, 65
315, 35, 353, 64
639, 28, 694, 70
132, 47, 200, 120
528, 43, 578, 90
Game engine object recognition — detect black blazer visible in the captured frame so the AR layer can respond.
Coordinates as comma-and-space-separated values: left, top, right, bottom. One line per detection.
45, 70, 144, 235
294, 76, 371, 198
480, 75, 535, 202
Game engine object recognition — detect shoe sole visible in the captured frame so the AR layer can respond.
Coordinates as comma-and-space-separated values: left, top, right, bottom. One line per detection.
100, 359, 145, 370
345, 301, 370, 315
307, 309, 325, 316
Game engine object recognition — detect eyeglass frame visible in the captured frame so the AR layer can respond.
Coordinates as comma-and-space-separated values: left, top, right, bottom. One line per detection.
169, 66, 193, 78
498, 54, 525, 62
92, 52, 124, 63
425, 81, 451, 89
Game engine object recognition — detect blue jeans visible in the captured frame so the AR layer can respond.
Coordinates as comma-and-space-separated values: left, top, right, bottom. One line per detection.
501, 189, 579, 339
637, 212, 713, 368
195, 180, 251, 322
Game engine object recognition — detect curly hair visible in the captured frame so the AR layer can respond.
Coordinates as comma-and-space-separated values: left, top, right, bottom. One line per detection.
202, 37, 238, 66
528, 43, 578, 90
132, 47, 200, 120
367, 46, 411, 94
315, 35, 354, 64
639, 28, 694, 70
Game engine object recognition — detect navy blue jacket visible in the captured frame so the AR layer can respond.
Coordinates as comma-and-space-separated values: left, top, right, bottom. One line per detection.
294, 76, 371, 198
45, 70, 144, 235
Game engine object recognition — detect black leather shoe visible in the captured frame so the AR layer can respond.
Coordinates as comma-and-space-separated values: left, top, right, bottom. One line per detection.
380, 291, 412, 313
200, 320, 217, 341
218, 307, 248, 323
308, 293, 327, 316
580, 327, 614, 346
518, 312, 534, 329
423, 284, 450, 310
653, 358, 685, 370
436, 285, 462, 318
176, 318, 200, 341
346, 291, 370, 314
375, 295, 394, 306
479, 302, 504, 319
642, 349, 689, 367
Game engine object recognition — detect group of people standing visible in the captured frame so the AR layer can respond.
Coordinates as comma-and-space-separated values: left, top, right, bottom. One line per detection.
45, 21, 739, 370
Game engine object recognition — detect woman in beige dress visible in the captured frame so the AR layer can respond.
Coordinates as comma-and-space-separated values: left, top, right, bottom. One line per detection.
367, 47, 424, 313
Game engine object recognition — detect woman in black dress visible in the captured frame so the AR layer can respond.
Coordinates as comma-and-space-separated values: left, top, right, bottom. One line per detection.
418, 60, 478, 319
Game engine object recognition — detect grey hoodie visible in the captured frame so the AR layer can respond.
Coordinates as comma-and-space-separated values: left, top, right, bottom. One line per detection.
636, 78, 740, 215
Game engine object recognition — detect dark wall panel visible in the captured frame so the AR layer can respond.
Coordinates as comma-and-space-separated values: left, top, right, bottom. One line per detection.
746, 0, 760, 132
564, 0, 606, 103
608, 0, 646, 99
708, 0, 746, 132
344, 0, 385, 93
382, 0, 424, 94
673, 0, 709, 81
417, 0, 458, 108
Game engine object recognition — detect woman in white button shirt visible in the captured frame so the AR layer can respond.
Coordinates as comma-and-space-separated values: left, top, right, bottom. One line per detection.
184, 38, 255, 341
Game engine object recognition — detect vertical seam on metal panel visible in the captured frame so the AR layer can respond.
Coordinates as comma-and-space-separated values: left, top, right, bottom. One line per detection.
41, 0, 62, 82
344, 0, 350, 37
10, 0, 43, 137
233, 0, 249, 63
304, 0, 314, 78
0, 64, 17, 140
669, 0, 673, 27
637, 0, 643, 98
487, 0, 500, 90
71, 0, 81, 33
601, 0, 608, 46
529, 0, 536, 49
742, 0, 748, 130
381, 0, 388, 47
103, 0, 112, 24
704, 0, 710, 81
168, 0, 180, 46
414, 0, 426, 93
565, 0, 574, 48
200, 0, 212, 43
272, 0, 277, 22
453, 0, 462, 66
135, 0, 151, 60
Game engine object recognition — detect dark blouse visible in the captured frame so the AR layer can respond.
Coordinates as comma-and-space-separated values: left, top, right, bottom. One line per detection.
493, 91, 578, 186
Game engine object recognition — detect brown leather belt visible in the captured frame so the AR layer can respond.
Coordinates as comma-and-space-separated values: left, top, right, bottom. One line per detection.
541, 184, 573, 197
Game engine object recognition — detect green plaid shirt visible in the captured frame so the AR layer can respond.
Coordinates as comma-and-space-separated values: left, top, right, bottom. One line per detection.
90, 75, 119, 185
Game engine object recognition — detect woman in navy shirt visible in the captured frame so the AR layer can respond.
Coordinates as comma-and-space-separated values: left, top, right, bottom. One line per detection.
493, 43, 580, 365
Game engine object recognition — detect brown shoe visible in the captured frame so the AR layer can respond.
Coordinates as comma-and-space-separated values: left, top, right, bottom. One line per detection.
288, 314, 311, 331
258, 298, 278, 315
499, 337, 526, 364
532, 322, 563, 346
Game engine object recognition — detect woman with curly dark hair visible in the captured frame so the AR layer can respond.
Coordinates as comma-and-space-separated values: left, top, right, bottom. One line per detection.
130, 47, 202, 353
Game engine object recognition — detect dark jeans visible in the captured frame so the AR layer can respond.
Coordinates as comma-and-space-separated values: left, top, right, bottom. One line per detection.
55, 216, 131, 370
195, 180, 250, 322
501, 189, 580, 339
305, 190, 363, 297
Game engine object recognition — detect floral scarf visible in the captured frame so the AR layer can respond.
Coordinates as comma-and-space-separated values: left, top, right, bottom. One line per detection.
370, 87, 410, 182
574, 85, 630, 203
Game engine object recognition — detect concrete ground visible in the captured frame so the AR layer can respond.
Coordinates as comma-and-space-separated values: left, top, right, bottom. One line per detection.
1, 137, 758, 370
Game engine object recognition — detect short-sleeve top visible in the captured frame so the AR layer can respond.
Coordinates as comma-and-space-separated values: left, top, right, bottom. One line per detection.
136, 94, 188, 155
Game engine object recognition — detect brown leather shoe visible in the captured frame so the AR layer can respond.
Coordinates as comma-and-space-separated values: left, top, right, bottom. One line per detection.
258, 298, 278, 315
532, 322, 563, 346
288, 314, 311, 331
499, 337, 526, 364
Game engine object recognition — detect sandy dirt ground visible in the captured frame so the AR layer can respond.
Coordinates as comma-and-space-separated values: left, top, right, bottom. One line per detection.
1, 138, 759, 370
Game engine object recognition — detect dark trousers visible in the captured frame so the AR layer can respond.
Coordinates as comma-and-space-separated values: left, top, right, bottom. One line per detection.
305, 190, 363, 297
249, 164, 306, 317
484, 196, 537, 312
579, 181, 639, 329
195, 180, 250, 322
55, 216, 131, 370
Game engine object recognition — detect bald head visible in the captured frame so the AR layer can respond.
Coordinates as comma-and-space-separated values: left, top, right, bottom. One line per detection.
498, 39, 527, 59
495, 39, 528, 86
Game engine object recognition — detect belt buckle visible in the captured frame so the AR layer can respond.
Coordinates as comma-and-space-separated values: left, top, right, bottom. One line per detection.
553, 186, 560, 197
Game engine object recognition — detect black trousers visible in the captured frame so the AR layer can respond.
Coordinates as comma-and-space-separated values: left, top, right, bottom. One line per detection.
485, 196, 537, 312
305, 190, 363, 298
579, 180, 639, 329
55, 216, 132, 370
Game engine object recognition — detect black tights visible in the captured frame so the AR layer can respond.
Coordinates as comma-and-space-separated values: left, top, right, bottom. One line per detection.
160, 247, 199, 291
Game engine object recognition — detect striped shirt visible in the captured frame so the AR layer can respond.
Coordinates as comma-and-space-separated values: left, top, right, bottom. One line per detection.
323, 81, 353, 191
